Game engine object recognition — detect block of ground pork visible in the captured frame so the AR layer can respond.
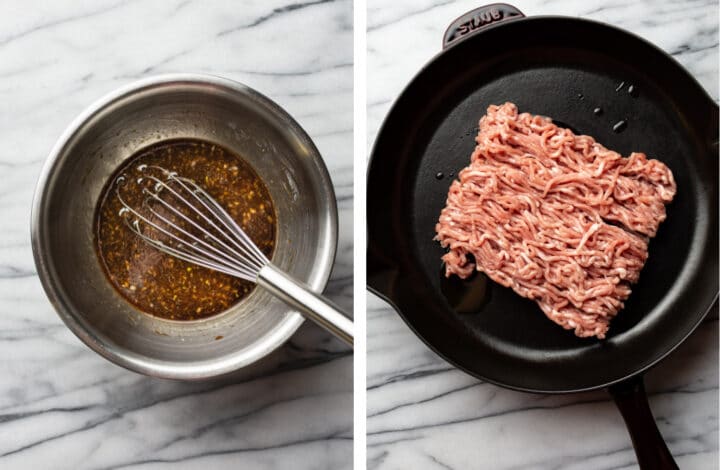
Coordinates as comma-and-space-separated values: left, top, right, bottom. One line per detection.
435, 103, 676, 338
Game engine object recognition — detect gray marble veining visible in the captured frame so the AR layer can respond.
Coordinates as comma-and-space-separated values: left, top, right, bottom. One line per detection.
367, 1, 718, 469
0, 1, 352, 469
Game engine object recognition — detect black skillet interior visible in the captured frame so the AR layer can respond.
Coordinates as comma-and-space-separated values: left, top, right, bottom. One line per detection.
367, 16, 718, 393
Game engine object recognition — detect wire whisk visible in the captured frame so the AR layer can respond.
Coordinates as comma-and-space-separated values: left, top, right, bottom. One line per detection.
116, 165, 353, 346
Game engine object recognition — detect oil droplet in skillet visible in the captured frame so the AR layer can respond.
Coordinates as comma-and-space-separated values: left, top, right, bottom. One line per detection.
615, 81, 625, 92
613, 120, 628, 133
593, 107, 603, 116
436, 172, 444, 180
628, 84, 638, 97
440, 265, 491, 314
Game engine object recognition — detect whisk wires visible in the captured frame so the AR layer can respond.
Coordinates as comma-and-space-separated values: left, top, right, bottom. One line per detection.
116, 165, 268, 282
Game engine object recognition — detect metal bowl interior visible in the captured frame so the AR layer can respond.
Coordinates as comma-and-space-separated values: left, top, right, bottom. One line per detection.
32, 74, 338, 379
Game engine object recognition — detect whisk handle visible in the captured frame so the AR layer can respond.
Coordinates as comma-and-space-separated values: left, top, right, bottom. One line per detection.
257, 264, 354, 347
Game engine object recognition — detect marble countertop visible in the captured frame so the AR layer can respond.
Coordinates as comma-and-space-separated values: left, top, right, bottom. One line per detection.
367, 1, 718, 469
0, 1, 352, 469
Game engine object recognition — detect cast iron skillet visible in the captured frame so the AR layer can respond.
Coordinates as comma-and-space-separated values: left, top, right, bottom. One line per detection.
367, 4, 718, 469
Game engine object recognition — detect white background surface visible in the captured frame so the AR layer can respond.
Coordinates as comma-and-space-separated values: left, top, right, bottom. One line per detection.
367, 1, 718, 469
0, 1, 352, 469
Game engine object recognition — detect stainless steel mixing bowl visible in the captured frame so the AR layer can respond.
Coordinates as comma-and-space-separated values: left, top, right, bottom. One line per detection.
31, 74, 338, 379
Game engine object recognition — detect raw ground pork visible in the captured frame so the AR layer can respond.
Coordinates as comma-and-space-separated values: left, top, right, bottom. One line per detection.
435, 103, 676, 338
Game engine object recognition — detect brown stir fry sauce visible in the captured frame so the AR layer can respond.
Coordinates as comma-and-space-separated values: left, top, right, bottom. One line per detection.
95, 139, 276, 321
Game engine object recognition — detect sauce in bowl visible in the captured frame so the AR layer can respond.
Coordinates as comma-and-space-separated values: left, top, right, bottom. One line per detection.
95, 139, 276, 321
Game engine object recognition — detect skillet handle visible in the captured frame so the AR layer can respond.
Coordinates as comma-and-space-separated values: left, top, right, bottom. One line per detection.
443, 3, 525, 49
608, 376, 679, 470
